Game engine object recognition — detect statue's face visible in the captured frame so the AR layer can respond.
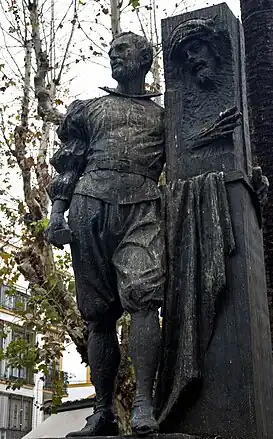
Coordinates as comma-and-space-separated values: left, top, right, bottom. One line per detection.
109, 35, 142, 82
180, 38, 217, 87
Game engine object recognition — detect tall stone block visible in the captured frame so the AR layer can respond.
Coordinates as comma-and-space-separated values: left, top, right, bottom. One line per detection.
158, 3, 273, 438
163, 3, 251, 181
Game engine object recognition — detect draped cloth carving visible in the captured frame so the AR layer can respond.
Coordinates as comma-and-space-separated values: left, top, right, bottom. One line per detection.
155, 172, 235, 425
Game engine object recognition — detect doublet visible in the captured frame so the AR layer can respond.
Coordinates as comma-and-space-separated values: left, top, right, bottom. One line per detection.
49, 90, 165, 205
48, 89, 166, 322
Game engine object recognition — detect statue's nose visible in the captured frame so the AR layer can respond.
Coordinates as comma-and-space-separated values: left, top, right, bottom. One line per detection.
110, 50, 119, 60
186, 51, 195, 62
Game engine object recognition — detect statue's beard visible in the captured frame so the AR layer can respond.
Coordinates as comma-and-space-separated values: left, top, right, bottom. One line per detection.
111, 66, 126, 82
111, 64, 138, 83
195, 67, 215, 88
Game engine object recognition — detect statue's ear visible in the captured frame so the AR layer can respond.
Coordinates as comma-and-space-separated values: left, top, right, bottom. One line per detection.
141, 51, 152, 67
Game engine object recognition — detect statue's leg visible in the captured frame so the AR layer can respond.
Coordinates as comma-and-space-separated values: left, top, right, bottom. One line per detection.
66, 195, 123, 437
66, 319, 120, 437
130, 308, 161, 434
87, 320, 120, 414
74, 319, 120, 436
113, 199, 165, 435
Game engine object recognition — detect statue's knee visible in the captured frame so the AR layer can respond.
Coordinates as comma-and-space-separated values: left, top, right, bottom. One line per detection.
87, 318, 117, 334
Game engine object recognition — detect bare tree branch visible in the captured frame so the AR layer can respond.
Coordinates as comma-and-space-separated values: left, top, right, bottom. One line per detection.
135, 8, 147, 39
110, 0, 121, 36
48, 0, 73, 54
0, 108, 15, 155
0, 25, 24, 80
28, 0, 63, 125
153, 0, 159, 49
35, 121, 51, 216
20, 40, 32, 130
55, 0, 78, 85
77, 20, 109, 57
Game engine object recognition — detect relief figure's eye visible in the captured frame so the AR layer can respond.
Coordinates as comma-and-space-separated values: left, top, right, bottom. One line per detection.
190, 41, 201, 53
184, 41, 201, 56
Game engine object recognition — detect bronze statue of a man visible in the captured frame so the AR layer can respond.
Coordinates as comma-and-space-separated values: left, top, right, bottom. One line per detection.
46, 32, 165, 436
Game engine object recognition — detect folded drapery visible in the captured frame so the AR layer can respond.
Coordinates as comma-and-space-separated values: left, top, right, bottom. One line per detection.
155, 171, 235, 425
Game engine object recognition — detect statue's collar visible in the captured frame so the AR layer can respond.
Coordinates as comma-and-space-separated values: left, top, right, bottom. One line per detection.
99, 86, 161, 99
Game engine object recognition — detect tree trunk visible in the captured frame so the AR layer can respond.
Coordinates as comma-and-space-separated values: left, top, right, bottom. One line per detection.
240, 0, 273, 338
110, 0, 121, 37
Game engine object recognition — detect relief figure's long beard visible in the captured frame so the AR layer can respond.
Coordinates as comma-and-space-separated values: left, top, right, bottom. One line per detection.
196, 67, 215, 89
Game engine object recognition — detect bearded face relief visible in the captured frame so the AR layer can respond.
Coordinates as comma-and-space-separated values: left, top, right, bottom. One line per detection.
169, 18, 221, 89
179, 38, 217, 87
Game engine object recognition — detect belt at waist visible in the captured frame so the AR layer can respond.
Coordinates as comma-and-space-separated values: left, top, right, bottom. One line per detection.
83, 159, 159, 182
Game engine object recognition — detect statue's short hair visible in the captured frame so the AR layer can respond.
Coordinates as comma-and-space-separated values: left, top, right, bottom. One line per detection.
111, 32, 153, 74
169, 18, 221, 63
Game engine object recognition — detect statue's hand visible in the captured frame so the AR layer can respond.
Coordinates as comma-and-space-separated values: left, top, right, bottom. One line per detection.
195, 106, 241, 147
252, 166, 269, 207
45, 213, 72, 250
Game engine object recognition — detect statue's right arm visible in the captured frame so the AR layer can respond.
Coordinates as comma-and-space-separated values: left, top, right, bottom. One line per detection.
45, 100, 88, 249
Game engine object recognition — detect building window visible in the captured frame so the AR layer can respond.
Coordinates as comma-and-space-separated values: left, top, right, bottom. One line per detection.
0, 393, 32, 437
0, 393, 9, 429
0, 322, 34, 385
9, 328, 28, 381
0, 320, 6, 379
0, 286, 28, 312
8, 395, 32, 431
9, 396, 19, 429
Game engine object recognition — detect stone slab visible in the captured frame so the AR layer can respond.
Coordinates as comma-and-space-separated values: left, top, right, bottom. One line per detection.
159, 3, 273, 439
32, 436, 212, 439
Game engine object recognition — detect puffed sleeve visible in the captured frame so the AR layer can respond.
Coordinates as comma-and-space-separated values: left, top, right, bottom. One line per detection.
47, 99, 87, 208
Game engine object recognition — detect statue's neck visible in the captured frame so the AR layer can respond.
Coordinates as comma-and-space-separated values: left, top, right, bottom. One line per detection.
116, 76, 146, 96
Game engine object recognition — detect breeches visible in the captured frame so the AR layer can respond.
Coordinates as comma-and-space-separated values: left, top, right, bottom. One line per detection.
68, 195, 165, 324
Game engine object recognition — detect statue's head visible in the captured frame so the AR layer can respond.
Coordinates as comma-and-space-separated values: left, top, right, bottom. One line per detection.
169, 18, 221, 87
109, 32, 153, 83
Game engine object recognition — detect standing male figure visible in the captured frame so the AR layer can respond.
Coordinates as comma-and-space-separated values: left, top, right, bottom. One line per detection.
46, 32, 165, 436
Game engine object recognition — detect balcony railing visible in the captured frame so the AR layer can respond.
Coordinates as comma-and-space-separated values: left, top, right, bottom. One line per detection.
0, 371, 35, 386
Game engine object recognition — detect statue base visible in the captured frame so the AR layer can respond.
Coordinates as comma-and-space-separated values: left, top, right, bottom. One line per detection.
64, 435, 215, 439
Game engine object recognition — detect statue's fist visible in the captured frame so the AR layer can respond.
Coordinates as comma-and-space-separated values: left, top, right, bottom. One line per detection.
252, 167, 269, 207
45, 213, 72, 250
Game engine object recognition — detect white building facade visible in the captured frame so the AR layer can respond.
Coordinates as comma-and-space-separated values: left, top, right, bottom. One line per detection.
0, 285, 41, 439
0, 283, 95, 438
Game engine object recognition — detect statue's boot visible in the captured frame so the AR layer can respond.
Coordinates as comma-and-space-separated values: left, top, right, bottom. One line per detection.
129, 308, 161, 436
66, 321, 120, 437
131, 405, 159, 435
66, 409, 119, 437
